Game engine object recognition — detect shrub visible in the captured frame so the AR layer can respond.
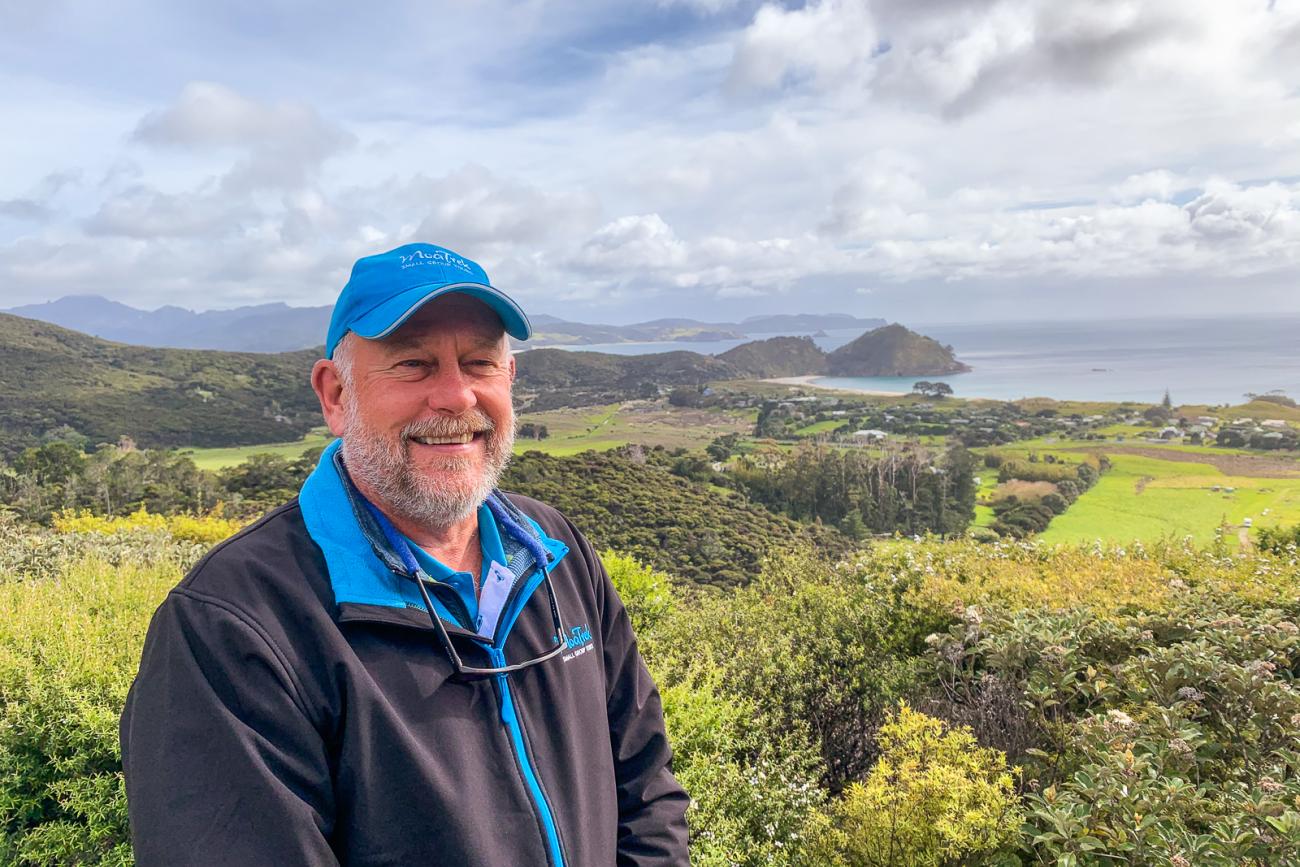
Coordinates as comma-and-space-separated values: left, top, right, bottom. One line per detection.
606, 552, 825, 866
601, 550, 676, 637
0, 552, 174, 864
925, 589, 1300, 865
801, 703, 1022, 867
648, 548, 944, 792
1257, 523, 1300, 556
52, 507, 244, 544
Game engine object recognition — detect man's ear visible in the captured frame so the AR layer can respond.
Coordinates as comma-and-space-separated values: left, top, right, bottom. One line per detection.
311, 359, 348, 437
508, 352, 517, 382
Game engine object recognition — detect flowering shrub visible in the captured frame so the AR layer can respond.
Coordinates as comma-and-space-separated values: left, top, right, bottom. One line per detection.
927, 589, 1300, 864
52, 507, 244, 544
4, 522, 1300, 865
800, 703, 1022, 866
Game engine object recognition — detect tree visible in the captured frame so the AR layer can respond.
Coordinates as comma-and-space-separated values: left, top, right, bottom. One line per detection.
1161, 388, 1173, 410
912, 382, 953, 399
668, 386, 704, 408
517, 422, 550, 440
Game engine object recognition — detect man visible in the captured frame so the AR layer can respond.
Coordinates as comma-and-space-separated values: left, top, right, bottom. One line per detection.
120, 243, 691, 866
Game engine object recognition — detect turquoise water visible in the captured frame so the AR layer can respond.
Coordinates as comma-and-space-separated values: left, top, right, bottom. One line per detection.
539, 315, 1300, 405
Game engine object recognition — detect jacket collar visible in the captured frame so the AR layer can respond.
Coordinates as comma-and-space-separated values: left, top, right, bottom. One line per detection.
298, 439, 568, 630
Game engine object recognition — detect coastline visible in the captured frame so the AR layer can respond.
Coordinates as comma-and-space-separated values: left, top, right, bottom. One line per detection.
762, 375, 907, 397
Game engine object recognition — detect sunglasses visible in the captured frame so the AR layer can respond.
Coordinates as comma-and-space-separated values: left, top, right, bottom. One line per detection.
360, 494, 571, 679
410, 564, 570, 678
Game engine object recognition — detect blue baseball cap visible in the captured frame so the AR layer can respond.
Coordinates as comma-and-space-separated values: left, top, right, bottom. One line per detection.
325, 242, 531, 358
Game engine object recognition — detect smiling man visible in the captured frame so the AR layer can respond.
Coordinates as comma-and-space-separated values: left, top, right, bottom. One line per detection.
120, 243, 691, 866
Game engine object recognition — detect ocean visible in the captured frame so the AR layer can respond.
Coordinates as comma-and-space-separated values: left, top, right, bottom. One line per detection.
537, 314, 1300, 406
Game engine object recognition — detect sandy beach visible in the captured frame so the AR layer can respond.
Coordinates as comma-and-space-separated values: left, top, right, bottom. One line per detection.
761, 375, 907, 396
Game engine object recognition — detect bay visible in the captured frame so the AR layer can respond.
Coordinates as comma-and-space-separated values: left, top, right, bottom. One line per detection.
535, 315, 1300, 406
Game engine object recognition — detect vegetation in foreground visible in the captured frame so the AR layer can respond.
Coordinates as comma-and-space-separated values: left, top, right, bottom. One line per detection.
3, 512, 1299, 866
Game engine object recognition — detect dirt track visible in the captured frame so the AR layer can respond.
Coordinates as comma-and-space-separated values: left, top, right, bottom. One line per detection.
1066, 445, 1300, 478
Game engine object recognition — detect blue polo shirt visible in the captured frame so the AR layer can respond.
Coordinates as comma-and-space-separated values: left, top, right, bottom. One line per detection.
402, 502, 508, 637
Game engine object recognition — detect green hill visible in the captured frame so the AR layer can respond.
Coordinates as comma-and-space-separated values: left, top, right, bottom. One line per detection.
513, 348, 737, 410
826, 323, 970, 376
503, 448, 851, 587
0, 313, 320, 458
716, 336, 828, 378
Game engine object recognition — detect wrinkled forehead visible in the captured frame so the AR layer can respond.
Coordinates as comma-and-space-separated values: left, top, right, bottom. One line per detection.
379, 293, 509, 352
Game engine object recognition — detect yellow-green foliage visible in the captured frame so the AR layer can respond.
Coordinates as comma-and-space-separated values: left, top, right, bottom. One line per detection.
604, 551, 826, 867
601, 550, 677, 636
0, 552, 175, 865
855, 536, 1299, 621
53, 507, 244, 544
804, 704, 1021, 867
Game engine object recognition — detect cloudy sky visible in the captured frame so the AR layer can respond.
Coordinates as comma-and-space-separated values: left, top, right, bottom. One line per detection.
2, 0, 1299, 324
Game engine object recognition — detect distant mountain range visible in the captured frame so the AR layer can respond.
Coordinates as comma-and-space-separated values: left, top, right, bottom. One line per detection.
1, 295, 885, 353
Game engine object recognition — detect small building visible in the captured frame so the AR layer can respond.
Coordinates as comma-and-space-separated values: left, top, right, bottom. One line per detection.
1262, 419, 1289, 429
852, 429, 888, 442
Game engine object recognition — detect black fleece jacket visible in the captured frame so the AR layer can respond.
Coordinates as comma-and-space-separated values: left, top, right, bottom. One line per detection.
120, 494, 690, 866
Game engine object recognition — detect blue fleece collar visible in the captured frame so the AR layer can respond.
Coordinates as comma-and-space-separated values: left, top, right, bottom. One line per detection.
299, 439, 568, 631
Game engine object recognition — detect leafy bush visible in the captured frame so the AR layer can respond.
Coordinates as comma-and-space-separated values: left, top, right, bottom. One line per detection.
801, 703, 1022, 867
607, 551, 825, 866
647, 547, 946, 792
926, 587, 1300, 865
0, 552, 174, 864
52, 507, 245, 544
997, 459, 1083, 485
7, 518, 1300, 866
1257, 523, 1300, 556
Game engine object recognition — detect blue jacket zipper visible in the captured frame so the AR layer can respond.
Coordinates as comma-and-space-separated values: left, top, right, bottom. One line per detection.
489, 646, 565, 867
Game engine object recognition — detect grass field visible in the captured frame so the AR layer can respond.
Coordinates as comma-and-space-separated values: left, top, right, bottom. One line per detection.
515, 401, 755, 456
794, 419, 845, 435
1038, 451, 1300, 547
181, 430, 334, 470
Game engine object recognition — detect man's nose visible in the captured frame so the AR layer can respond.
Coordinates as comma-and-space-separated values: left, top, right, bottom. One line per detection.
425, 366, 477, 415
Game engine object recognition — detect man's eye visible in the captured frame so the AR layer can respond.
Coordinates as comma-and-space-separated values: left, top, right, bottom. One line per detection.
396, 360, 427, 369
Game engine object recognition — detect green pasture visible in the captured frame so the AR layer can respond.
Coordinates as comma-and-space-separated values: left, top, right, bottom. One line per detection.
514, 402, 755, 457
181, 430, 333, 470
794, 419, 845, 435
993, 437, 1265, 459
1038, 452, 1300, 547
971, 470, 1001, 528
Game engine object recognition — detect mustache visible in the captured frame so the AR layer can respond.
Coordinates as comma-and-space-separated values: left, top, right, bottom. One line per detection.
400, 410, 496, 441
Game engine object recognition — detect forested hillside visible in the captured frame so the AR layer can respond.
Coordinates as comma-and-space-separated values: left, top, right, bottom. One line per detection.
716, 335, 828, 377
827, 323, 970, 376
503, 447, 852, 587
0, 313, 320, 458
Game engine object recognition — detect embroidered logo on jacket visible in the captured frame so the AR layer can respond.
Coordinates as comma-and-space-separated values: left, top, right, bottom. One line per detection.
560, 624, 594, 662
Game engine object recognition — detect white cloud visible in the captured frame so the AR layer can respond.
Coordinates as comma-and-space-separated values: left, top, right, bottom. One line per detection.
133, 82, 355, 192
1108, 170, 1184, 204
729, 0, 880, 92
572, 214, 688, 273
2, 3, 1299, 321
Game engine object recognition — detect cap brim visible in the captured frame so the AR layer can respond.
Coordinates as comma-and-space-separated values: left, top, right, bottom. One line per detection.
348, 282, 531, 345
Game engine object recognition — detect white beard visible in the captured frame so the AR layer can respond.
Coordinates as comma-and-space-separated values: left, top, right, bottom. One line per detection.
340, 400, 516, 530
